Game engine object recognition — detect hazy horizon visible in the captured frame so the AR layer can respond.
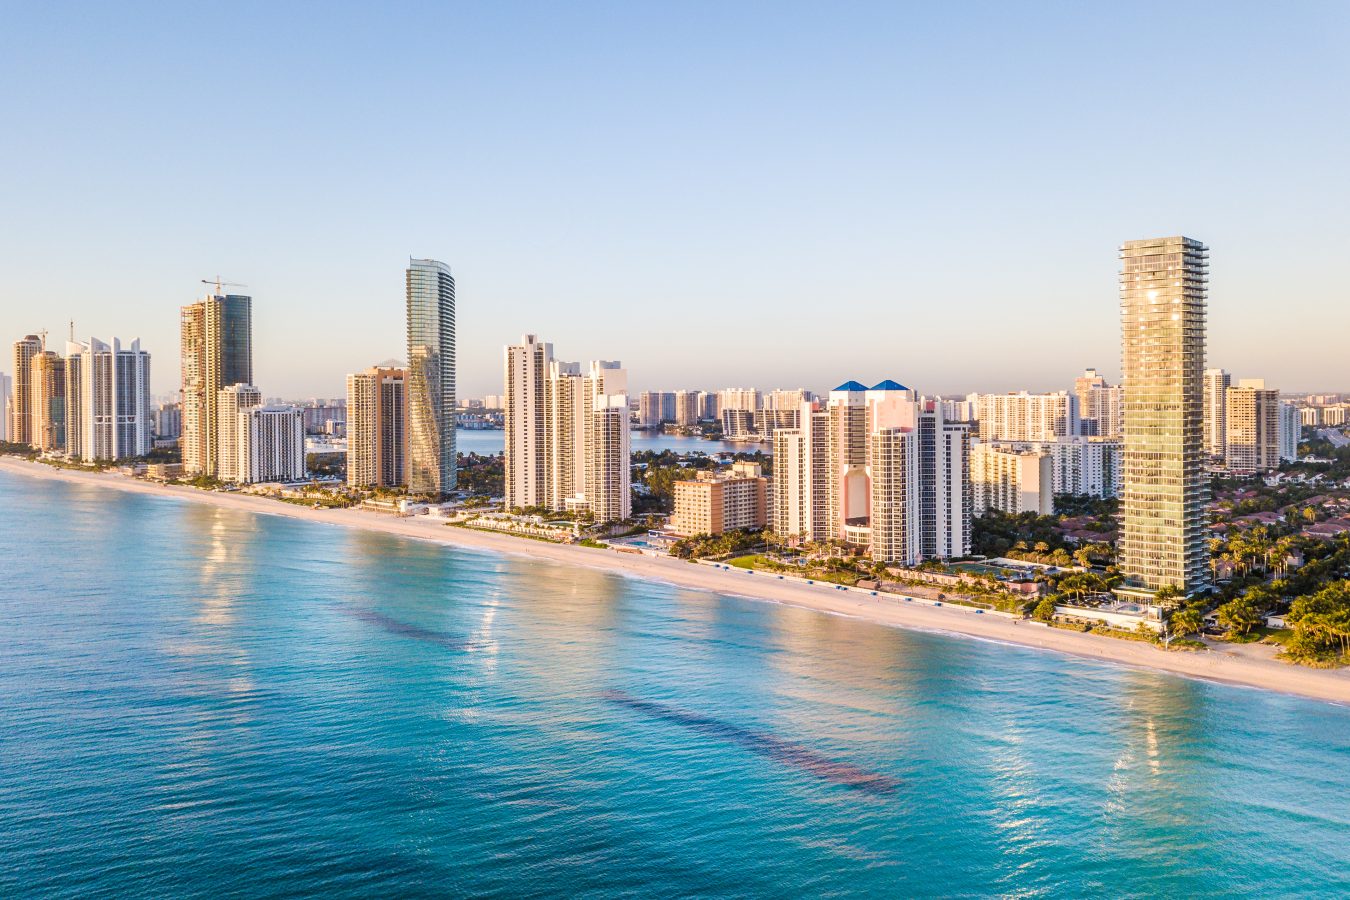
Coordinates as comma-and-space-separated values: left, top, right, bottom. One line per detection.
2, 3, 1347, 399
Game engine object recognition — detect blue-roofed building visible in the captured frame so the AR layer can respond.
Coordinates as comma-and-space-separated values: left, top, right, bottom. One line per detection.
870, 379, 910, 392
832, 380, 868, 393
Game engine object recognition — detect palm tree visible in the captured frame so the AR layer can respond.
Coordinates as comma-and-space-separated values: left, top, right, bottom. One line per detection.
1169, 606, 1204, 637
1154, 583, 1184, 612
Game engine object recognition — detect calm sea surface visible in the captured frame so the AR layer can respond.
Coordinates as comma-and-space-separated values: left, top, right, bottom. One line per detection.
2, 470, 1349, 898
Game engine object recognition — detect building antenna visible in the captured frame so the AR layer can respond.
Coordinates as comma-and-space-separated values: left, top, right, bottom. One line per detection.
69, 320, 74, 343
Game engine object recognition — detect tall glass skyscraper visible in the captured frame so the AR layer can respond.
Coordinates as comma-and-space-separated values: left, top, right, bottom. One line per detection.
406, 258, 456, 497
180, 293, 252, 476
1117, 236, 1210, 598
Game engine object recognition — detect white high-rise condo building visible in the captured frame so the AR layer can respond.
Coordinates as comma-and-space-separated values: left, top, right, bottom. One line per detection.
985, 437, 1122, 498
587, 393, 632, 523
766, 389, 811, 411
217, 384, 262, 483
63, 338, 152, 462
673, 390, 699, 426
505, 336, 631, 522
973, 391, 1080, 442
504, 334, 552, 509
181, 292, 252, 477
406, 258, 456, 497
718, 388, 760, 413
772, 400, 830, 542
1118, 236, 1209, 599
1224, 379, 1281, 474
697, 391, 720, 421
346, 366, 408, 488
1074, 369, 1107, 415
779, 379, 970, 565
1202, 368, 1231, 463
239, 406, 306, 484
1279, 401, 1300, 462
1082, 384, 1122, 438
637, 391, 669, 429
0, 372, 11, 442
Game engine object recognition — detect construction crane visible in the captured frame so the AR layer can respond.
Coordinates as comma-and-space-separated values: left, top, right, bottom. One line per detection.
201, 277, 248, 295
35, 329, 48, 351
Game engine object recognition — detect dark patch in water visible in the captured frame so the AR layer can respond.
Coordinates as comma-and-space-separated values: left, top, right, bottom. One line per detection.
342, 606, 476, 651
603, 690, 898, 796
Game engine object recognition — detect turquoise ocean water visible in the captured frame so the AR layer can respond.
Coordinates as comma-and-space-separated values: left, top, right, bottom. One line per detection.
2, 470, 1348, 897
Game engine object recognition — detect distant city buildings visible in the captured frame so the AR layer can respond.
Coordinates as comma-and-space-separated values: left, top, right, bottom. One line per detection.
154, 402, 181, 442
718, 387, 760, 414
673, 390, 699, 426
638, 391, 670, 429
972, 391, 1080, 442
346, 366, 408, 489
697, 390, 720, 422
1117, 236, 1210, 599
406, 258, 456, 497
300, 401, 346, 437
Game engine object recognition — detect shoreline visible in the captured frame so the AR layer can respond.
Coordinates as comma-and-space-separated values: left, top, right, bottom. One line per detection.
5, 456, 1350, 706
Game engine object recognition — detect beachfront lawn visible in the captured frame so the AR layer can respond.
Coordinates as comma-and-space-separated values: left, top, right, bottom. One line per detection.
727, 554, 859, 585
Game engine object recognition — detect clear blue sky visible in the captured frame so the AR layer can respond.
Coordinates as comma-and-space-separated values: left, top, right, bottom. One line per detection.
1, 1, 1346, 399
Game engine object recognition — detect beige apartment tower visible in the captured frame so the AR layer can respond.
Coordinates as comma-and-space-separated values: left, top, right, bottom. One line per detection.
11, 335, 43, 446
1224, 379, 1280, 474
504, 334, 552, 509
346, 367, 408, 489
29, 350, 67, 452
1117, 236, 1210, 598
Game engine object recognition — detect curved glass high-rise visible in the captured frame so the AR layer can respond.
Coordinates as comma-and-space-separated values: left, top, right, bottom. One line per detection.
406, 258, 456, 497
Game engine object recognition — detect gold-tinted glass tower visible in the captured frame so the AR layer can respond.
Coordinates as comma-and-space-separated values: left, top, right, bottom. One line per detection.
1118, 236, 1209, 598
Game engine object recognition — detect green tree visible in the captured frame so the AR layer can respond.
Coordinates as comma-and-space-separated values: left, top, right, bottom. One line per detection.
1169, 606, 1204, 637
1154, 583, 1185, 612
1032, 597, 1057, 622
1216, 597, 1263, 635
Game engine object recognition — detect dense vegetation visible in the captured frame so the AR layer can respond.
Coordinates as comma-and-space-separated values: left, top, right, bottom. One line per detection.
456, 452, 503, 498
670, 529, 763, 560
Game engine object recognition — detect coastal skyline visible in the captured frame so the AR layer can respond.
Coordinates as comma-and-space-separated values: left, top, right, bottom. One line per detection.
3, 3, 1349, 396
6, 5, 1350, 895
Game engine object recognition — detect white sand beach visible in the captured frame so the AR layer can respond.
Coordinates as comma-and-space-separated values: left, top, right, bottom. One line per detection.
5, 455, 1349, 705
